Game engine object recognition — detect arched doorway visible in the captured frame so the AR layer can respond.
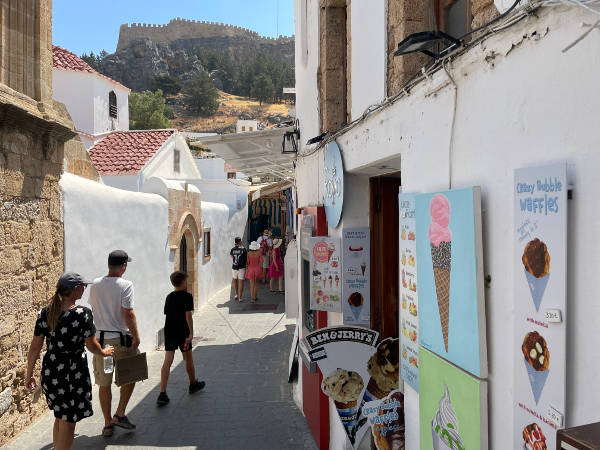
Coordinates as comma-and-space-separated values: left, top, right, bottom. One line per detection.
174, 214, 199, 308
179, 235, 188, 273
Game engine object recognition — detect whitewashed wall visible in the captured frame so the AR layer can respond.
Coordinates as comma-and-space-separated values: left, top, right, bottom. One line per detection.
295, 4, 600, 449
197, 201, 249, 307
189, 179, 249, 214
92, 76, 129, 134
349, 0, 386, 120
141, 134, 201, 184
53, 70, 94, 136
60, 173, 172, 354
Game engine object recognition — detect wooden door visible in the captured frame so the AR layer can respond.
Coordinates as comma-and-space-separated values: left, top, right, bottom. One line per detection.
370, 177, 401, 340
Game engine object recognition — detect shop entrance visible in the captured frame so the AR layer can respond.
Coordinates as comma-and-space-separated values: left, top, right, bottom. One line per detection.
370, 175, 402, 339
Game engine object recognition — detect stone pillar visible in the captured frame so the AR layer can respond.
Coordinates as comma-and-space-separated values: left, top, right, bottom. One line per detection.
387, 0, 435, 97
471, 0, 499, 29
319, 0, 348, 133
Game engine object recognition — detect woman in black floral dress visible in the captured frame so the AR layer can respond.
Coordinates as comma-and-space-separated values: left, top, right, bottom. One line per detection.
25, 272, 114, 450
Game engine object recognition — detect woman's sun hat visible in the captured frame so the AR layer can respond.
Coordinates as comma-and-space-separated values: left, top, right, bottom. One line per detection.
273, 238, 282, 249
249, 241, 260, 251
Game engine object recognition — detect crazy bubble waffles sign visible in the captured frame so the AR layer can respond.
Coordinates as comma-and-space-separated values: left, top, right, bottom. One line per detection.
513, 163, 567, 450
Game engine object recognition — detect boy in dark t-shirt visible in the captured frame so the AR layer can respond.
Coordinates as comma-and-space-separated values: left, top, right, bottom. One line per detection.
230, 237, 247, 301
157, 271, 205, 406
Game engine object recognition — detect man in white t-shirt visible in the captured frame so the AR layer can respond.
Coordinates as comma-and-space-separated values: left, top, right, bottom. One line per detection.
256, 229, 273, 283
88, 250, 140, 437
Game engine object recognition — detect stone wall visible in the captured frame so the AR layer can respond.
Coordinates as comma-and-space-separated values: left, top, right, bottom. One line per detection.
117, 18, 294, 52
63, 136, 100, 182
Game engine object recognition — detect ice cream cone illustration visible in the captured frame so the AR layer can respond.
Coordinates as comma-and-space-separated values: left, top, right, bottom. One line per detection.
361, 262, 366, 276
356, 338, 399, 427
429, 194, 452, 352
348, 292, 364, 320
327, 242, 336, 262
522, 331, 550, 404
522, 238, 550, 312
322, 277, 326, 288
335, 275, 340, 288
321, 369, 364, 439
329, 275, 333, 288
431, 384, 465, 450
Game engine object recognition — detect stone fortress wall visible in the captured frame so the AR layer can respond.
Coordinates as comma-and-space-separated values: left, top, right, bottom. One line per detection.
117, 18, 294, 51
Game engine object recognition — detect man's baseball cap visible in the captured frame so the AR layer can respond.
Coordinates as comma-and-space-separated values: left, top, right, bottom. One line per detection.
58, 272, 92, 289
108, 250, 132, 266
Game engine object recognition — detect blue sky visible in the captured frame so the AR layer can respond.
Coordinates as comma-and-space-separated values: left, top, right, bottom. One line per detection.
53, 0, 295, 56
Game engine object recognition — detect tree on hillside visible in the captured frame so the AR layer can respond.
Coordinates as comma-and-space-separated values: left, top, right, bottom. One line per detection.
183, 72, 219, 117
151, 75, 182, 96
251, 74, 275, 105
80, 50, 108, 72
129, 89, 172, 130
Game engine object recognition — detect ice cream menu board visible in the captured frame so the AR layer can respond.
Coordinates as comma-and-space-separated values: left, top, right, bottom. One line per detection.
416, 187, 487, 378
513, 163, 567, 450
399, 194, 419, 392
341, 228, 370, 325
303, 327, 401, 449
309, 237, 342, 312
419, 347, 488, 450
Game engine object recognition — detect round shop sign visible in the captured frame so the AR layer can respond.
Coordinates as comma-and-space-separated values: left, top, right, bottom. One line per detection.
322, 141, 344, 228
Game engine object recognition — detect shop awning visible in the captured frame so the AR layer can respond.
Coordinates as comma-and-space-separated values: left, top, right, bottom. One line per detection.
251, 180, 294, 201
191, 127, 295, 182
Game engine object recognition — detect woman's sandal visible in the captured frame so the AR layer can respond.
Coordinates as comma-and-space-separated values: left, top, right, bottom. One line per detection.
102, 425, 114, 437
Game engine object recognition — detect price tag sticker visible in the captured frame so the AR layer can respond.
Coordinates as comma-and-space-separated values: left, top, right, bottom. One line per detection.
547, 405, 564, 428
545, 309, 562, 323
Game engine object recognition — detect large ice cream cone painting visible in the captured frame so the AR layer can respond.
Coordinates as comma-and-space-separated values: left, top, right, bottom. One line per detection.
416, 188, 487, 378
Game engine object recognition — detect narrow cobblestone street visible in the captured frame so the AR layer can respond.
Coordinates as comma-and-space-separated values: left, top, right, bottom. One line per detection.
6, 283, 315, 450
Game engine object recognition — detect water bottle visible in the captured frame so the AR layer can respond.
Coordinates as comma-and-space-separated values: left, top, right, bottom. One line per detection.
103, 346, 114, 374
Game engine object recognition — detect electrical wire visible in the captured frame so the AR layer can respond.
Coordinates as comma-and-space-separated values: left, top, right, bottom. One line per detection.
442, 59, 458, 190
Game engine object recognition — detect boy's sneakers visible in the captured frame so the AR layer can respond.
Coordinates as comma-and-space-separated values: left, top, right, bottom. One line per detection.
156, 392, 170, 406
189, 380, 206, 394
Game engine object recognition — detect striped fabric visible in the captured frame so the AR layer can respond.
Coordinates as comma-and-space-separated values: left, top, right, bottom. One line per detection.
251, 199, 282, 231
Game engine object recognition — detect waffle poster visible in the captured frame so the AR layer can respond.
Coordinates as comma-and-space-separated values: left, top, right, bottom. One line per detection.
416, 187, 487, 378
399, 194, 419, 392
513, 163, 567, 450
342, 228, 370, 325
309, 237, 342, 312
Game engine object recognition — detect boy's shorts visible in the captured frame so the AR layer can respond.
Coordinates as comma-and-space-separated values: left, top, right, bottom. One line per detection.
165, 335, 189, 353
262, 253, 270, 268
232, 268, 246, 279
93, 337, 140, 386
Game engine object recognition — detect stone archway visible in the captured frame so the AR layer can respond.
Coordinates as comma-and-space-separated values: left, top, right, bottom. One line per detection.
174, 213, 200, 309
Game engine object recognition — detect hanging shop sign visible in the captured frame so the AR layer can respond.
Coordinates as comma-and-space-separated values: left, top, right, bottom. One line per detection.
399, 193, 419, 392
416, 187, 487, 378
303, 327, 402, 449
309, 237, 342, 312
341, 228, 370, 325
322, 141, 344, 228
419, 347, 488, 450
513, 163, 567, 450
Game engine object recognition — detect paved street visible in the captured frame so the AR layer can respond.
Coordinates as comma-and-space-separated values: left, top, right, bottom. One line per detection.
7, 283, 315, 450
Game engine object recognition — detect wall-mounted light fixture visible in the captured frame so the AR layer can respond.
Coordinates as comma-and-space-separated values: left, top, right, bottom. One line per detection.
393, 30, 461, 59
282, 120, 300, 154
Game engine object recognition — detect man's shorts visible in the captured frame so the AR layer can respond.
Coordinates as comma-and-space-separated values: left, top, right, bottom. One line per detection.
232, 268, 246, 279
262, 253, 270, 269
93, 337, 139, 387
165, 334, 189, 353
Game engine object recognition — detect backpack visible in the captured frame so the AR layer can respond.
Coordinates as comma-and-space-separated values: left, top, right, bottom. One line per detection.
260, 238, 269, 255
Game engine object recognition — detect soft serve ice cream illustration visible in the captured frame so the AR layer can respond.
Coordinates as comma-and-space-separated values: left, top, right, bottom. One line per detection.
429, 193, 452, 352
431, 384, 465, 450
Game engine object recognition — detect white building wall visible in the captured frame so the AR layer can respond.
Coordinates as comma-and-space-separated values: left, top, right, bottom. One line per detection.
60, 173, 172, 354
189, 179, 249, 213
236, 119, 258, 133
197, 201, 248, 308
141, 134, 202, 185
194, 158, 229, 180
349, 1, 386, 120
92, 76, 129, 135
295, 5, 600, 450
53, 70, 94, 136
101, 174, 140, 192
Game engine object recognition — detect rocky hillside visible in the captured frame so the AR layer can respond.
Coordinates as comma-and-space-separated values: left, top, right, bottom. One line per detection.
101, 19, 294, 92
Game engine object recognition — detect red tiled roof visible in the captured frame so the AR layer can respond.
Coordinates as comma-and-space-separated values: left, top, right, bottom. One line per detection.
89, 130, 176, 175
52, 46, 131, 92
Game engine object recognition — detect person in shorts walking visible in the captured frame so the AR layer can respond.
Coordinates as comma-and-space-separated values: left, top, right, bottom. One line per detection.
230, 237, 247, 301
156, 271, 205, 406
256, 229, 273, 283
88, 250, 140, 437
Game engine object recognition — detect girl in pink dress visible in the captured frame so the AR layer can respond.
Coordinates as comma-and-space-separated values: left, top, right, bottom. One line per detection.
245, 241, 263, 303
268, 239, 284, 293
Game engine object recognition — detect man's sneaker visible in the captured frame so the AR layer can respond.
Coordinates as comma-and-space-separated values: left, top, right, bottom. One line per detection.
189, 380, 206, 394
234, 294, 238, 299
156, 392, 170, 406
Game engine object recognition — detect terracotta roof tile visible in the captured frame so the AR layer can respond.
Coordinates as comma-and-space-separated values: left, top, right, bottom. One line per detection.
88, 130, 176, 175
52, 46, 131, 92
